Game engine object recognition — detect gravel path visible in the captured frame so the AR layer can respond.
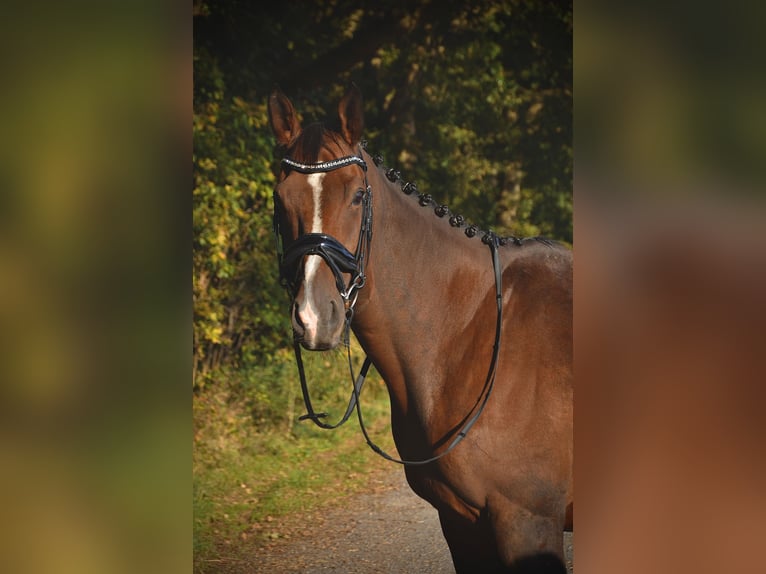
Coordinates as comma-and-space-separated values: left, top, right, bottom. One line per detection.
222, 469, 573, 573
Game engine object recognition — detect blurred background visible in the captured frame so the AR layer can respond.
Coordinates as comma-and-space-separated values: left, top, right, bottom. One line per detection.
0, 1, 189, 573
576, 1, 766, 573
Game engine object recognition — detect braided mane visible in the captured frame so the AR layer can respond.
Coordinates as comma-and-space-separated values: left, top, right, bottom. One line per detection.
361, 140, 557, 248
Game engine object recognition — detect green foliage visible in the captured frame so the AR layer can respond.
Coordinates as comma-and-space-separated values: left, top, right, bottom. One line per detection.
193, 53, 290, 385
365, 1, 573, 241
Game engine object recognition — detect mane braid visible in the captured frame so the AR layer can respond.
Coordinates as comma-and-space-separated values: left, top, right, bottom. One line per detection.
361, 140, 555, 248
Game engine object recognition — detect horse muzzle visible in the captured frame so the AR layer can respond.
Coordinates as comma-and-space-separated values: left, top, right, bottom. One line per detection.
281, 233, 360, 350
291, 261, 346, 350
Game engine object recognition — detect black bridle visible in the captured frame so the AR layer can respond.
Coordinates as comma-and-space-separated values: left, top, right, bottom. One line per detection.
273, 146, 504, 465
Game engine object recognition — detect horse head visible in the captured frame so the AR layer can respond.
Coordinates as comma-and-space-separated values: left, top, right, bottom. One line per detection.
269, 85, 371, 350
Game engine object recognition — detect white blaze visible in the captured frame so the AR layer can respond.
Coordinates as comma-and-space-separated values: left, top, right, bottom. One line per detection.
299, 173, 326, 340
307, 173, 325, 234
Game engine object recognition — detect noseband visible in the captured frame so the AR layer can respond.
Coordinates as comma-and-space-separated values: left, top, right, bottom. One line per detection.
274, 151, 373, 315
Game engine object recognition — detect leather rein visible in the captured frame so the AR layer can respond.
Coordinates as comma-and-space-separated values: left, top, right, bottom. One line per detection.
273, 146, 504, 466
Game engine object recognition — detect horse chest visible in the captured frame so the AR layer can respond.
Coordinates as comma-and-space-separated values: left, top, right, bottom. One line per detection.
404, 466, 484, 522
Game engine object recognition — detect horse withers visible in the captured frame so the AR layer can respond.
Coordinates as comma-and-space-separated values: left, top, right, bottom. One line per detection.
268, 85, 573, 573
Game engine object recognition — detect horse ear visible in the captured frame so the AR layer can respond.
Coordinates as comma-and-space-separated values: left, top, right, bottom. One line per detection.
338, 84, 364, 146
268, 88, 302, 147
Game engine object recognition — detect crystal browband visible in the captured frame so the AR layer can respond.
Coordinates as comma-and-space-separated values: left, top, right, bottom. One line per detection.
281, 155, 367, 174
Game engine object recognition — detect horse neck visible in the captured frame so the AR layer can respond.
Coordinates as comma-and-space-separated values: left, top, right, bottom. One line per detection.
351, 160, 498, 417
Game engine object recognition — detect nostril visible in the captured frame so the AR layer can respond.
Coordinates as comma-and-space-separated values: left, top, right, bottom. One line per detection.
293, 302, 305, 330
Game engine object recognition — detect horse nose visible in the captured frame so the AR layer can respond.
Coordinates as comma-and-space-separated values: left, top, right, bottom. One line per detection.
292, 301, 306, 333
293, 301, 306, 336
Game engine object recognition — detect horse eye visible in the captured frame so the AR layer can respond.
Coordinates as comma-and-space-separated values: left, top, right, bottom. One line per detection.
351, 188, 365, 206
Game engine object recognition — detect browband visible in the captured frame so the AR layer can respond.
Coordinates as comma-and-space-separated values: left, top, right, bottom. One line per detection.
281, 155, 367, 174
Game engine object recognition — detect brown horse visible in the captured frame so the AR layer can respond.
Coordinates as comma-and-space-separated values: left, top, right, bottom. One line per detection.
268, 85, 572, 573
